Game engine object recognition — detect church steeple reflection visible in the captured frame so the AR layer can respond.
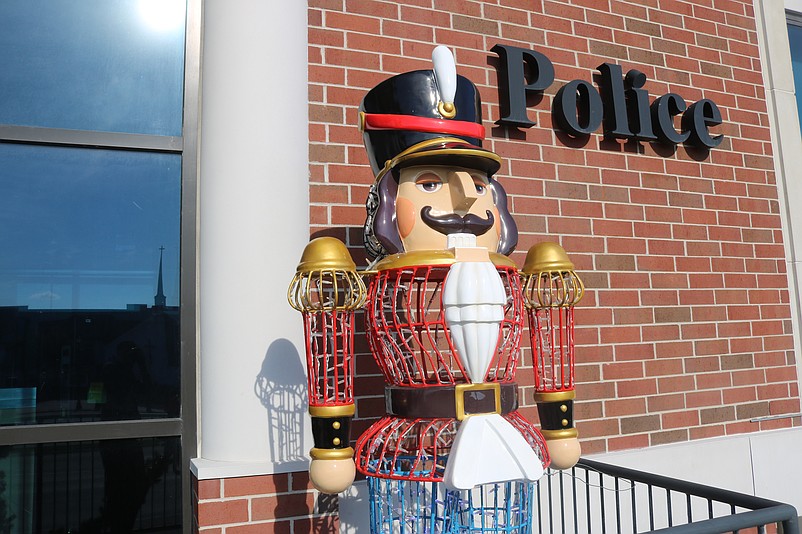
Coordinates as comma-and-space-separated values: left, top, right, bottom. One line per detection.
154, 246, 166, 308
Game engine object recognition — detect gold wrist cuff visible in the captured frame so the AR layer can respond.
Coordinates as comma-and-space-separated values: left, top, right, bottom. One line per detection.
533, 390, 576, 403
541, 428, 578, 440
309, 404, 355, 417
309, 447, 354, 460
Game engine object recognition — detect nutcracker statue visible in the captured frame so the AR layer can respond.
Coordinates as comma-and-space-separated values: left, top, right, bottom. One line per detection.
289, 46, 584, 533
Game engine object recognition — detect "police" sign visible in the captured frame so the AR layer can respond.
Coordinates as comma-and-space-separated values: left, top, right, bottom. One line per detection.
492, 44, 723, 149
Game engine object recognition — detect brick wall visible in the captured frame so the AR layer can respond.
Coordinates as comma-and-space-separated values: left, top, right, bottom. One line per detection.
308, 0, 801, 460
193, 471, 338, 533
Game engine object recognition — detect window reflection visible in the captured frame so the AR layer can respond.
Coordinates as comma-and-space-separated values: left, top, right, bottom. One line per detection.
0, 438, 182, 532
0, 144, 181, 425
0, 0, 185, 135
789, 22, 802, 137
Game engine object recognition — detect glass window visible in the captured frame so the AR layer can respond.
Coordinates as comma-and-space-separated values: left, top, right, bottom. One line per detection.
0, 145, 181, 426
0, 0, 186, 136
0, 145, 180, 311
790, 18, 802, 136
0, 0, 194, 530
0, 437, 182, 533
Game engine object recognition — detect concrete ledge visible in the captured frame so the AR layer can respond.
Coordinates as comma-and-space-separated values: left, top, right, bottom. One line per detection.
190, 457, 308, 480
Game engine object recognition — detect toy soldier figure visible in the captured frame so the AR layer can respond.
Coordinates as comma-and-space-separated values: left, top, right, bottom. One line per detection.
290, 47, 584, 533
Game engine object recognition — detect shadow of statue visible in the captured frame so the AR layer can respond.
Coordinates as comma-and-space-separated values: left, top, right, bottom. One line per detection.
254, 338, 307, 468
256, 340, 342, 530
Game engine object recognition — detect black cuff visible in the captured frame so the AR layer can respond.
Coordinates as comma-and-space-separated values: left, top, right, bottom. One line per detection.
537, 400, 574, 431
311, 416, 352, 450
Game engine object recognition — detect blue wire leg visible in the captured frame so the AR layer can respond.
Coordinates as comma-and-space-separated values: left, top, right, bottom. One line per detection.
368, 478, 535, 534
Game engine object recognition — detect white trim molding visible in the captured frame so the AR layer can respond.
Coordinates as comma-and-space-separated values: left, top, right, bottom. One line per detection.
755, 0, 802, 407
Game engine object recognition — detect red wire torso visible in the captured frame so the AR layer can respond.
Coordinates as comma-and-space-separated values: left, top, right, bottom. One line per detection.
354, 262, 549, 482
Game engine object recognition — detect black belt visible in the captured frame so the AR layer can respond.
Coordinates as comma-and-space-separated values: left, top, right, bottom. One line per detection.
385, 383, 518, 421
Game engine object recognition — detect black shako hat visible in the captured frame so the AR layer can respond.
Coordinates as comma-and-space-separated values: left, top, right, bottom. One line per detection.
358, 48, 501, 182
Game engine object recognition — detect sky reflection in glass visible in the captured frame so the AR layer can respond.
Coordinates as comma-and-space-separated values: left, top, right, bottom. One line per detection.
0, 0, 186, 135
789, 23, 802, 138
0, 144, 180, 310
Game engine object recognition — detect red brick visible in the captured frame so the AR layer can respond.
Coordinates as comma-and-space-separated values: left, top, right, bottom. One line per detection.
621, 414, 660, 434
595, 160, 632, 177
657, 374, 695, 394
617, 378, 658, 397
644, 358, 683, 376
648, 393, 685, 412
198, 479, 222, 500
224, 474, 289, 498
642, 290, 679, 306
605, 397, 647, 417
695, 339, 730, 357
634, 222, 673, 239
600, 326, 641, 344
347, 33, 401, 55
345, 0, 398, 18
579, 417, 621, 438
662, 410, 700, 429
595, 219, 635, 237
198, 500, 249, 527
769, 398, 801, 415
228, 522, 291, 534
291, 471, 316, 491
644, 239, 684, 257
608, 273, 649, 289
309, 28, 345, 48
297, 517, 341, 533
614, 31, 652, 48
690, 424, 726, 440
645, 205, 683, 223
252, 493, 316, 521
608, 237, 646, 255
608, 434, 650, 451
757, 382, 792, 401
651, 429, 690, 446
724, 387, 759, 405
578, 381, 617, 401
603, 362, 645, 380
561, 199, 602, 217
642, 324, 681, 342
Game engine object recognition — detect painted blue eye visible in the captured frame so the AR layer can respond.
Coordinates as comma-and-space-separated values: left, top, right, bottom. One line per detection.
415, 180, 442, 193
472, 175, 489, 196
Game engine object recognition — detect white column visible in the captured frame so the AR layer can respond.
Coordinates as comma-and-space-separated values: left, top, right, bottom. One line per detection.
195, 0, 310, 475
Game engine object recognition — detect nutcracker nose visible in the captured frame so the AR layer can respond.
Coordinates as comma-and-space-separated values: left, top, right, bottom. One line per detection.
449, 171, 479, 215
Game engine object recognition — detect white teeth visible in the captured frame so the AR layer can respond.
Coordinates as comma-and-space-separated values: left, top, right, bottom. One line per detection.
443, 261, 506, 383
446, 232, 476, 249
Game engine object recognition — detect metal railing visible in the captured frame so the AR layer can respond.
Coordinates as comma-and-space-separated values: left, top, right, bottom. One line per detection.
534, 458, 799, 533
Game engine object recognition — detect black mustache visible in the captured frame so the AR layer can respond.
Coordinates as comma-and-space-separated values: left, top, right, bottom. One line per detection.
420, 207, 494, 236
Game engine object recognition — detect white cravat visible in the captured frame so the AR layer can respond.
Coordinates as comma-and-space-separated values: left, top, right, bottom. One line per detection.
441, 242, 545, 490
443, 413, 544, 490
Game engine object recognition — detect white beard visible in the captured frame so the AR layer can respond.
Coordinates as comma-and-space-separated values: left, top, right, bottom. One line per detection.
442, 260, 506, 383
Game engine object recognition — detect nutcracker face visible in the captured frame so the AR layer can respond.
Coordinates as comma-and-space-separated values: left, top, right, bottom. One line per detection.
395, 165, 501, 252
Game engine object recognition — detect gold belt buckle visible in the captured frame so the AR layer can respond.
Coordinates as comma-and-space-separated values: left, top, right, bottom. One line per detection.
454, 383, 502, 421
